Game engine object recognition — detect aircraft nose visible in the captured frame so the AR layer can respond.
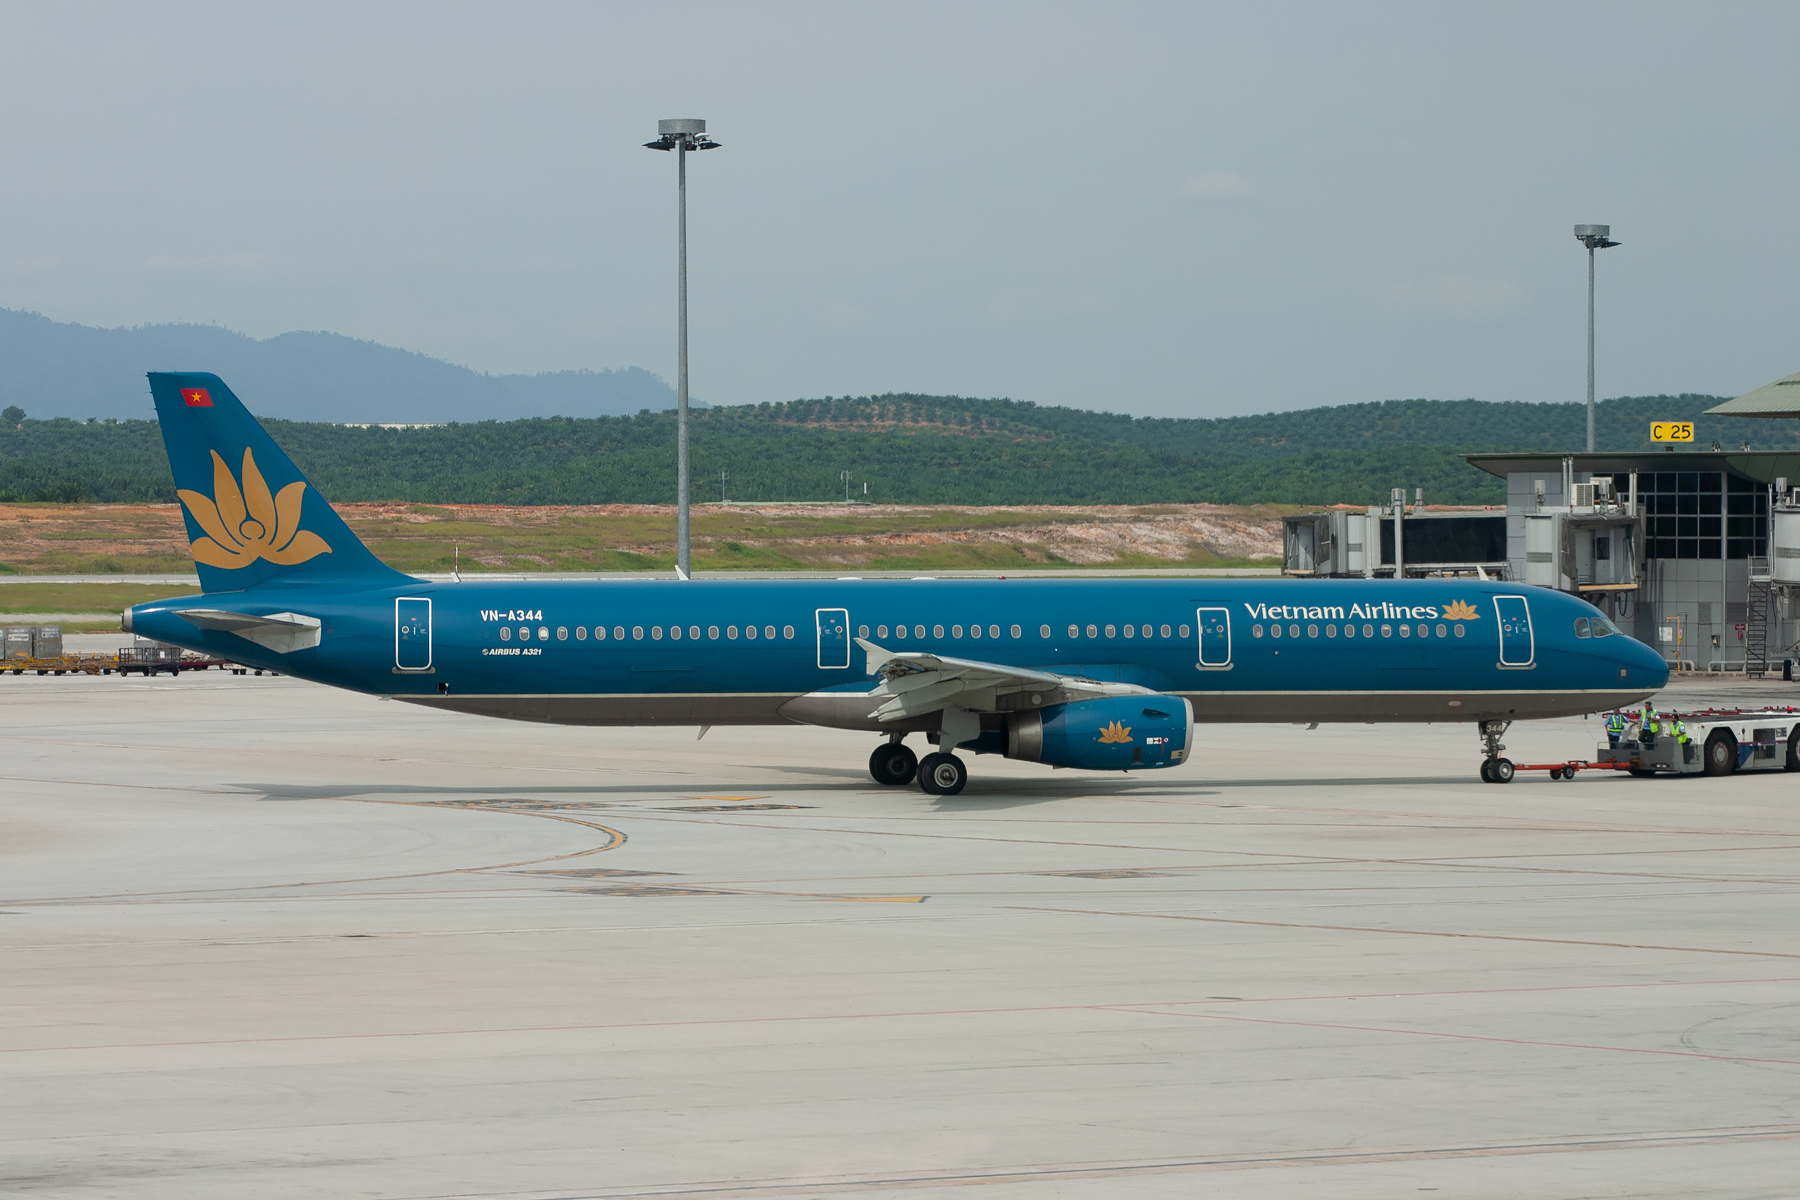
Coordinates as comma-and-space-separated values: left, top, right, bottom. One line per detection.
1619, 633, 1669, 690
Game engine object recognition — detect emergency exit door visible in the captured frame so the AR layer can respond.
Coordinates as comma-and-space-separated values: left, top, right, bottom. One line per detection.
816, 607, 850, 669
1196, 607, 1232, 669
395, 597, 432, 671
1494, 595, 1534, 668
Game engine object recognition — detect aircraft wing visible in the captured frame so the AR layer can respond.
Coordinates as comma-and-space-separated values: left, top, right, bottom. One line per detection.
854, 637, 1149, 722
174, 609, 322, 654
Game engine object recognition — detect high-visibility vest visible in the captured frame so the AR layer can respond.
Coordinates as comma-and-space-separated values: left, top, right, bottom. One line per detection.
1673, 721, 1689, 743
1606, 714, 1627, 733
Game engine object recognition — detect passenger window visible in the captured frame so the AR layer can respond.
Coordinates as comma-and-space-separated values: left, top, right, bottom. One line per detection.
689, 626, 701, 640
612, 626, 625, 641
1123, 624, 1134, 638
894, 625, 906, 639
782, 625, 794, 639
1086, 624, 1098, 638
858, 625, 869, 638
709, 626, 720, 639
652, 627, 663, 640
952, 625, 963, 638
991, 625, 1002, 638
633, 626, 645, 640
1141, 625, 1152, 638
1270, 623, 1282, 638
499, 626, 511, 641
1178, 624, 1190, 637
1399, 624, 1410, 638
1574, 618, 1591, 638
1160, 624, 1171, 638
1105, 624, 1116, 638
1326, 624, 1337, 638
1454, 624, 1465, 638
1380, 624, 1392, 638
727, 626, 738, 639
1362, 624, 1373, 638
933, 624, 945, 638
1068, 625, 1079, 638
520, 627, 532, 641
1038, 625, 1050, 638
1253, 624, 1264, 638
1343, 624, 1354, 638
538, 626, 549, 641
1416, 624, 1427, 638
1288, 624, 1299, 638
745, 625, 757, 640
914, 625, 925, 638
877, 625, 889, 638
556, 626, 568, 640
576, 626, 588, 640
669, 626, 681, 640
1307, 624, 1318, 638
1435, 624, 1446, 638
969, 624, 981, 638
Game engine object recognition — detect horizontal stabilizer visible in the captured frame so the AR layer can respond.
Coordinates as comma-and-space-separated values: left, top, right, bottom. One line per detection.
176, 609, 322, 654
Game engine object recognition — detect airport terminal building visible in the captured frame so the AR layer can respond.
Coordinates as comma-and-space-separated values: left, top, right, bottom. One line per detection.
1284, 449, 1800, 674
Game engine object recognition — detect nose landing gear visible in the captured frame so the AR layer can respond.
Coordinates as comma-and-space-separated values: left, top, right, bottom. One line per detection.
1478, 719, 1515, 784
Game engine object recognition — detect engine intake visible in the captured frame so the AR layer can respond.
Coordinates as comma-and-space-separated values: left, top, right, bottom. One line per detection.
1004, 694, 1192, 772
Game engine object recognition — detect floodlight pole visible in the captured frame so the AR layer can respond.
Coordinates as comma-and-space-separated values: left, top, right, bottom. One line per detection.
646, 119, 721, 577
1574, 225, 1621, 453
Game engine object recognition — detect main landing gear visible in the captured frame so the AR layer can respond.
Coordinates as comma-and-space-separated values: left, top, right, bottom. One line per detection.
1477, 719, 1515, 784
867, 737, 968, 796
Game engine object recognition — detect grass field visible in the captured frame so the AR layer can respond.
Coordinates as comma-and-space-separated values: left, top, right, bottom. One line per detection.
0, 501, 1284, 571
0, 500, 1285, 625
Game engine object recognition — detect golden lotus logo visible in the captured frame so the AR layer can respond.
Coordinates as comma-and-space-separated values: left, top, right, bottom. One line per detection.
176, 448, 331, 570
1098, 720, 1134, 744
1442, 600, 1482, 621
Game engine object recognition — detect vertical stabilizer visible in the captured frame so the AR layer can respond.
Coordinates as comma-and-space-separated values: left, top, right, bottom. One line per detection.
148, 372, 412, 591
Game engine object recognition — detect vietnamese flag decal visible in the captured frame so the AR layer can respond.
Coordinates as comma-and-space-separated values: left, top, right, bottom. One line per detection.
181, 388, 213, 407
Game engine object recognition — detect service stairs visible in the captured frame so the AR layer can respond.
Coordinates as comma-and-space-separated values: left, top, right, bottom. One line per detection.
1744, 555, 1772, 678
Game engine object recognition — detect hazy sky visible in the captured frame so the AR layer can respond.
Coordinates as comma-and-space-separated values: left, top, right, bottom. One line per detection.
2, 1, 1794, 417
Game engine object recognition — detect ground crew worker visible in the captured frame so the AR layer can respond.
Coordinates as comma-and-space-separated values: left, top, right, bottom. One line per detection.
1673, 717, 1689, 744
1605, 711, 1628, 747
1641, 705, 1659, 746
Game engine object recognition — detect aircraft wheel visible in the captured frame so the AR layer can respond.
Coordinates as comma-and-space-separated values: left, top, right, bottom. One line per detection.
1479, 758, 1495, 783
917, 752, 968, 796
868, 743, 918, 786
1490, 758, 1515, 784
1703, 730, 1737, 777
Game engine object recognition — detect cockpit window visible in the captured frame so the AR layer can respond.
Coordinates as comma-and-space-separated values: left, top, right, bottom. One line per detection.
1573, 617, 1591, 638
1590, 615, 1619, 638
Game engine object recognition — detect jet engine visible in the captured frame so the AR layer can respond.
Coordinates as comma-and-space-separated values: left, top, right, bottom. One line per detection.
1001, 695, 1193, 772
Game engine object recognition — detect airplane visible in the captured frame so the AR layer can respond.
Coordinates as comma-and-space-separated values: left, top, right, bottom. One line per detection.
122, 372, 1670, 792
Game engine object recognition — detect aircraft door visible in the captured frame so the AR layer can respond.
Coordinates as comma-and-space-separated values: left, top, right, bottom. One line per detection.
396, 597, 432, 671
1196, 606, 1232, 669
816, 607, 850, 669
1494, 595, 1534, 667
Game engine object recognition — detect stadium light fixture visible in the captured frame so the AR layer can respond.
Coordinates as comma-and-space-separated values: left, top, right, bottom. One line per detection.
646, 119, 721, 577
1573, 224, 1622, 453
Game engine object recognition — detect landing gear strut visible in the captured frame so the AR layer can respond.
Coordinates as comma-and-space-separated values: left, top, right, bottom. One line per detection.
868, 739, 918, 786
1478, 719, 1514, 784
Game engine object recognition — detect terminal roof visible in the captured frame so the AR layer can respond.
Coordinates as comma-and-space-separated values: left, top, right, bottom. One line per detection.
1704, 369, 1800, 418
1463, 450, 1800, 483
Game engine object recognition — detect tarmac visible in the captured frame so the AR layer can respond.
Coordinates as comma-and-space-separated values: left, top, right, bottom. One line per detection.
2, 670, 1798, 1199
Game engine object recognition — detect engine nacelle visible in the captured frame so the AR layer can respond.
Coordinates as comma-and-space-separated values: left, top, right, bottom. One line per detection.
1003, 694, 1193, 772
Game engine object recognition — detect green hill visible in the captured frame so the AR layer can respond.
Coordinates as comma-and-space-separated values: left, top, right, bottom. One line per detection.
0, 392, 1786, 508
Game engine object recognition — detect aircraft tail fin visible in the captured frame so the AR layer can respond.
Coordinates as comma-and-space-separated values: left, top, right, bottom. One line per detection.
148, 372, 412, 592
